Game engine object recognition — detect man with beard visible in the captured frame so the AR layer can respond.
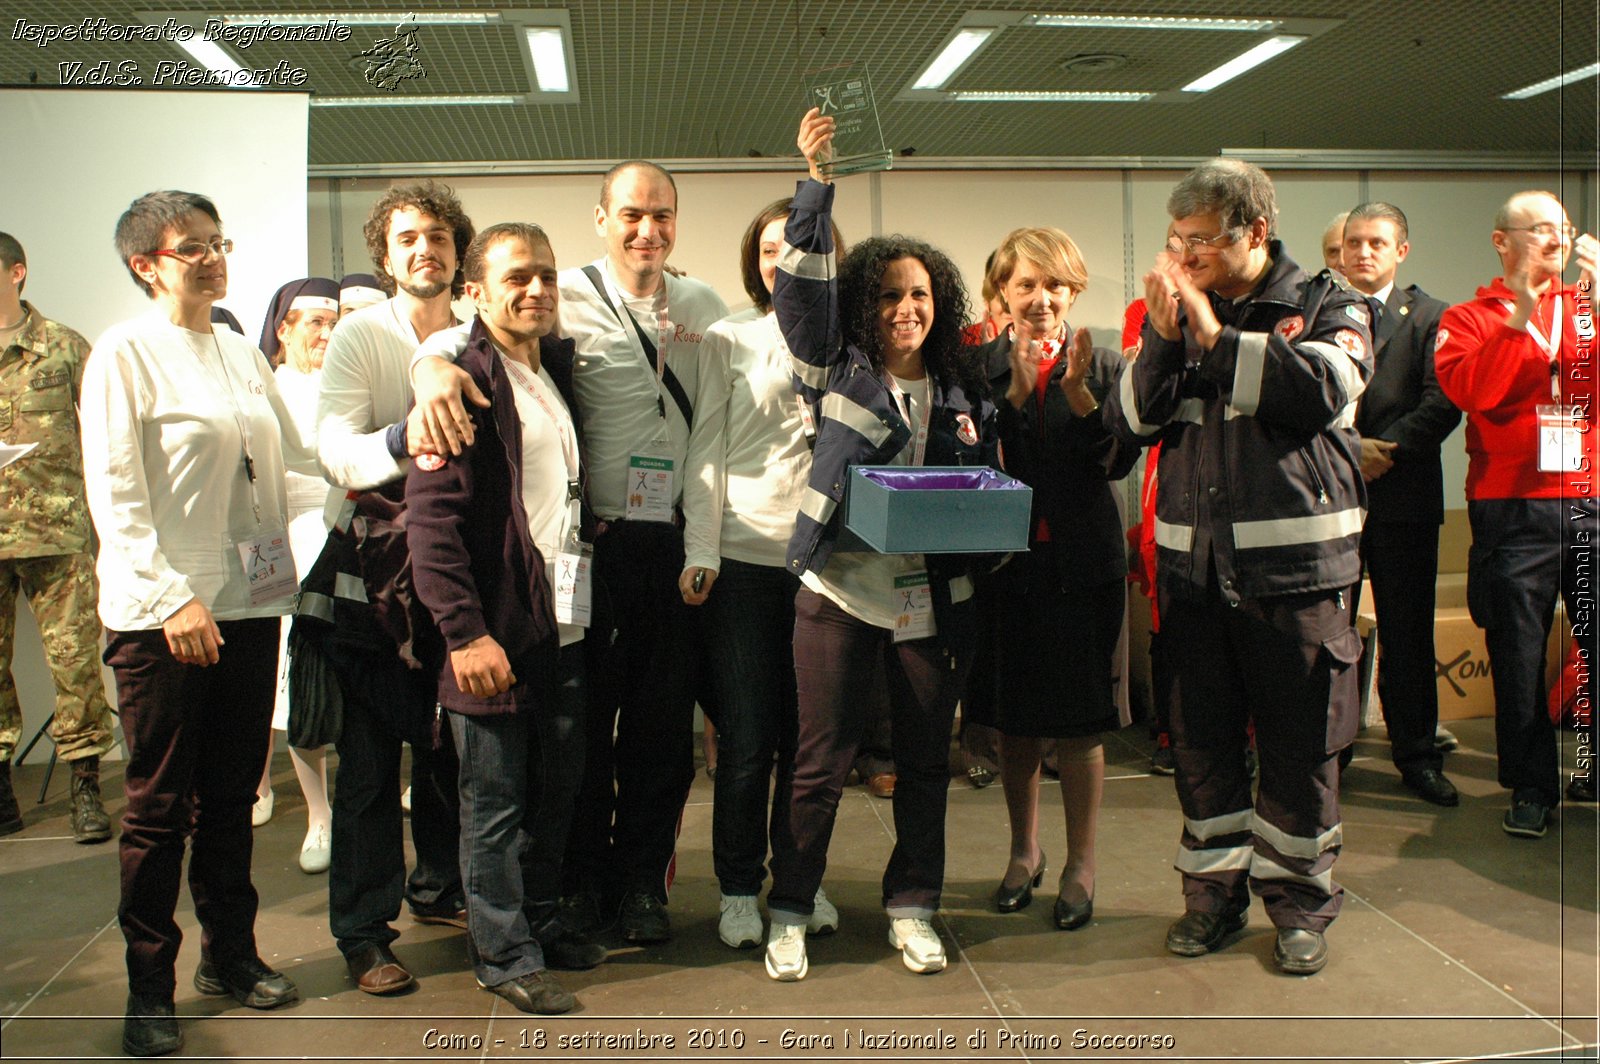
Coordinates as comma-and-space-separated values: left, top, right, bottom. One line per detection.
313, 182, 471, 995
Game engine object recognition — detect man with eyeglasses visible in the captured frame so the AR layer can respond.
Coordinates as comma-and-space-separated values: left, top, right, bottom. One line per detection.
1105, 159, 1373, 976
1435, 190, 1600, 837
0, 231, 116, 843
1340, 203, 1462, 808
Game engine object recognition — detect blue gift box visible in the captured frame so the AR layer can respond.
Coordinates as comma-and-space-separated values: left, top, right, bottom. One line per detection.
842, 466, 1032, 554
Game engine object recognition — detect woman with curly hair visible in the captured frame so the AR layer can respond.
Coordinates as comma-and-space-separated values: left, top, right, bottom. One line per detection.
761, 109, 998, 983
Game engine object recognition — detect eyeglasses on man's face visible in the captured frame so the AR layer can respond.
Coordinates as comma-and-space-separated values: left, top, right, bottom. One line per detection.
1166, 230, 1238, 256
152, 238, 234, 263
1505, 222, 1575, 243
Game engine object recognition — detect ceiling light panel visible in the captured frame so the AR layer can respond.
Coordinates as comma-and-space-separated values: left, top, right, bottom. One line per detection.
912, 26, 997, 89
950, 90, 1152, 102
1022, 14, 1278, 32
1182, 34, 1308, 92
1502, 62, 1600, 100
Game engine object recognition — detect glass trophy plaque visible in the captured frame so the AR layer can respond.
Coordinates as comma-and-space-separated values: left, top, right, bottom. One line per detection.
805, 64, 892, 178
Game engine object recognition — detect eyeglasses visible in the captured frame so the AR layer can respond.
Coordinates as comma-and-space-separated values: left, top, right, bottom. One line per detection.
1165, 230, 1238, 256
151, 238, 234, 263
1505, 222, 1576, 242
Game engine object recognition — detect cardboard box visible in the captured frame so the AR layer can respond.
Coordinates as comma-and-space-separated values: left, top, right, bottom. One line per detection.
844, 466, 1032, 554
1432, 607, 1496, 720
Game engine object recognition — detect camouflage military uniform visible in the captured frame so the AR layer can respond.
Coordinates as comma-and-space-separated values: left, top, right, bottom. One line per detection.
0, 302, 114, 763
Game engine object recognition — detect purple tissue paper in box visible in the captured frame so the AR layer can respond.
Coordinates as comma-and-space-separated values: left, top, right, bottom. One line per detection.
843, 465, 1032, 554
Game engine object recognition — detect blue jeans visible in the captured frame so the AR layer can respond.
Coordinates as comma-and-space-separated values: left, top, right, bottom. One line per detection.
703, 559, 799, 897
449, 643, 586, 987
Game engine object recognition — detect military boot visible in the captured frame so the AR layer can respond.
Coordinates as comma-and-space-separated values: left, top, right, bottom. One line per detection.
70, 756, 112, 844
0, 761, 23, 837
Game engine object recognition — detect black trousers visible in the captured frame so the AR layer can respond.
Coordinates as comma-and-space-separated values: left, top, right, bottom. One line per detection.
1357, 520, 1444, 774
108, 619, 278, 999
1467, 497, 1598, 807
326, 640, 462, 958
568, 520, 698, 904
1162, 587, 1360, 932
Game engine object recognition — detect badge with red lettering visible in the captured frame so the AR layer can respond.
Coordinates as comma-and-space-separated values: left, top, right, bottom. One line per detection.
1334, 329, 1366, 359
955, 412, 978, 445
1434, 327, 1449, 352
1274, 315, 1304, 341
416, 453, 446, 472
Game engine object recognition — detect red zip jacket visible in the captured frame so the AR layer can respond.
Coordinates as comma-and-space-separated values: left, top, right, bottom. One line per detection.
1434, 278, 1595, 500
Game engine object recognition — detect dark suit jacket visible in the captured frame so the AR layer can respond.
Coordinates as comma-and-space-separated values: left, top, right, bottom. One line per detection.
981, 333, 1140, 590
1353, 284, 1461, 524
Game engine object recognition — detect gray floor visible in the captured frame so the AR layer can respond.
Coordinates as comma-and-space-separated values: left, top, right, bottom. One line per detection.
1, 719, 1595, 1063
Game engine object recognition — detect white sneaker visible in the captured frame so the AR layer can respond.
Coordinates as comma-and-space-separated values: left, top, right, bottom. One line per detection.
298, 823, 331, 874
807, 888, 839, 936
888, 917, 946, 974
1434, 725, 1460, 752
764, 922, 808, 981
718, 894, 762, 949
251, 788, 274, 828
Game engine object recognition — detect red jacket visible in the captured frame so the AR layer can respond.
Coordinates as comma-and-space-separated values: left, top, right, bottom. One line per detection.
1434, 278, 1595, 500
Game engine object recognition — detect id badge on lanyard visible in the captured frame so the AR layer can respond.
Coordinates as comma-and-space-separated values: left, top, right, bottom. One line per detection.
892, 570, 936, 643
236, 529, 297, 607
554, 534, 594, 628
626, 425, 676, 523
1537, 404, 1585, 473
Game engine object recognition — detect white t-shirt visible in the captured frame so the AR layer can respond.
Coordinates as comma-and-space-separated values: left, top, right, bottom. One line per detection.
501, 354, 584, 648
81, 311, 317, 630
557, 259, 728, 519
316, 298, 454, 497
682, 308, 812, 572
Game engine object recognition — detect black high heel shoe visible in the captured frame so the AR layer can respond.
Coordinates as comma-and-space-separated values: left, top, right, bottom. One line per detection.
993, 851, 1046, 913
1053, 888, 1094, 931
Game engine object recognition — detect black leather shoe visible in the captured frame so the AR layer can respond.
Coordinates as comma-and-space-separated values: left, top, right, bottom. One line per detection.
1052, 893, 1093, 931
1273, 928, 1328, 975
1165, 909, 1248, 956
1401, 767, 1460, 807
619, 890, 671, 943
122, 993, 181, 1057
1568, 775, 1597, 803
483, 970, 576, 1014
540, 926, 609, 970
410, 898, 469, 929
993, 850, 1046, 914
194, 955, 299, 1009
345, 943, 414, 994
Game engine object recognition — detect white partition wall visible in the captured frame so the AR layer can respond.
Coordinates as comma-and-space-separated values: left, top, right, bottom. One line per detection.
1, 87, 310, 762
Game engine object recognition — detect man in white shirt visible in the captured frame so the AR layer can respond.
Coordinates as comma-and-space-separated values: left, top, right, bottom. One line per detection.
313, 182, 472, 996
413, 161, 728, 943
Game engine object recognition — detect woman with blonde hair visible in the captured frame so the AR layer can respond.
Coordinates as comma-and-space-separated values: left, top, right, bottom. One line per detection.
973, 225, 1138, 930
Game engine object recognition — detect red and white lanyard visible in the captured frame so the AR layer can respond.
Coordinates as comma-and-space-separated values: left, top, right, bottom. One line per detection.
501, 354, 583, 533
1503, 295, 1564, 401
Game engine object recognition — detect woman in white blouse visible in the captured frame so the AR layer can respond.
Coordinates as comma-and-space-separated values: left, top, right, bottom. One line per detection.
81, 191, 317, 1058
680, 199, 843, 953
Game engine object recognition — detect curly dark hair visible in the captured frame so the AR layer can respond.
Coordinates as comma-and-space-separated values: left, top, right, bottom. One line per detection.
837, 236, 985, 399
361, 181, 475, 298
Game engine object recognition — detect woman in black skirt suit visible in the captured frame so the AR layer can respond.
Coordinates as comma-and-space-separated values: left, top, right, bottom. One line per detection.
974, 227, 1139, 929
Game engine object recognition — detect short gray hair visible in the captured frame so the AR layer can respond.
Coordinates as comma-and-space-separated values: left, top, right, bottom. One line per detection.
1168, 159, 1278, 238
